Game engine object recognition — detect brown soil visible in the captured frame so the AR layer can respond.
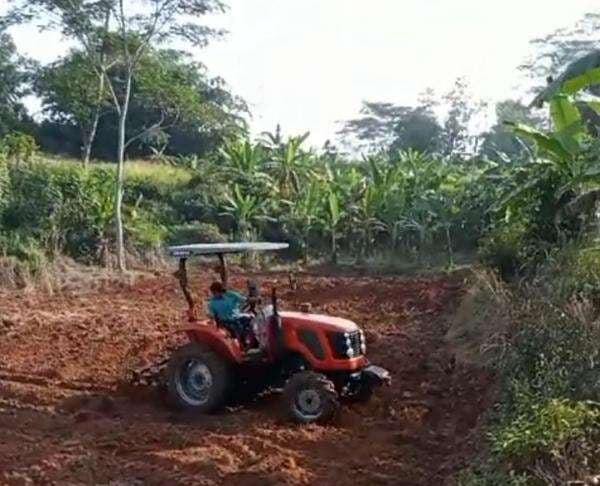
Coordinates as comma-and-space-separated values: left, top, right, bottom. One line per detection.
0, 268, 494, 485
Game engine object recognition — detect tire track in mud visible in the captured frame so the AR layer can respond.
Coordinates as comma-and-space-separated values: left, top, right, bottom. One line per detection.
0, 270, 494, 485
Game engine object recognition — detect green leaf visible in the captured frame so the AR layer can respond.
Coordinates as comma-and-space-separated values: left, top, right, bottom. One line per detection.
562, 66, 600, 94
503, 121, 570, 160
553, 124, 585, 155
328, 192, 340, 225
549, 95, 581, 132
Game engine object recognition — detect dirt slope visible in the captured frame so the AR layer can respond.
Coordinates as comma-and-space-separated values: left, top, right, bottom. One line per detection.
0, 269, 493, 485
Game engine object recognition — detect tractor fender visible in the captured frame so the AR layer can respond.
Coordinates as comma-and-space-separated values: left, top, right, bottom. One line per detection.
174, 324, 244, 364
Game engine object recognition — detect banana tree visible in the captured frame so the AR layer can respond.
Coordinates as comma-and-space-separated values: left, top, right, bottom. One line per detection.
350, 182, 387, 261
319, 186, 344, 264
263, 133, 312, 197
283, 180, 323, 263
502, 98, 599, 219
220, 184, 271, 241
219, 139, 272, 191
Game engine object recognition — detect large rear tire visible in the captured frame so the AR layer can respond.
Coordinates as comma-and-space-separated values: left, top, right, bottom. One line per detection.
283, 371, 339, 424
165, 343, 231, 413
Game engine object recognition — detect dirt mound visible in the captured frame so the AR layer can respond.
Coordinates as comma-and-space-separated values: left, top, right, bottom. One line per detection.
0, 268, 493, 485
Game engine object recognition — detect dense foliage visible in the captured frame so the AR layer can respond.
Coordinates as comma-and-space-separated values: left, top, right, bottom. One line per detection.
0, 135, 491, 268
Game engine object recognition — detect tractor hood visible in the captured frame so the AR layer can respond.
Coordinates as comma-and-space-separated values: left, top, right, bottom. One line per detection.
279, 311, 359, 333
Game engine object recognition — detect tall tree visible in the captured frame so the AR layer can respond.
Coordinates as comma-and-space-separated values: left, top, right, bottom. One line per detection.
520, 13, 600, 93
338, 99, 443, 154
389, 106, 442, 154
0, 32, 31, 137
440, 77, 479, 157
4, 0, 227, 270
35, 50, 110, 165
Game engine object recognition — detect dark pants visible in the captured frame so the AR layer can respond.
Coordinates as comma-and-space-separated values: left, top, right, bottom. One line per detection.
222, 315, 253, 342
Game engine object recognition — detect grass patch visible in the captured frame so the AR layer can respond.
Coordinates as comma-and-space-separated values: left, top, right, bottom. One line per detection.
36, 155, 193, 190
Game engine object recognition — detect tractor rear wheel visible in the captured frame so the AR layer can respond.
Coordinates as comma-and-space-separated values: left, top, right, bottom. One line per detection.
283, 371, 339, 424
165, 343, 231, 413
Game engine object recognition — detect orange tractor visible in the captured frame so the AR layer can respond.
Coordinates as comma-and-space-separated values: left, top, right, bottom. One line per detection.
164, 242, 390, 423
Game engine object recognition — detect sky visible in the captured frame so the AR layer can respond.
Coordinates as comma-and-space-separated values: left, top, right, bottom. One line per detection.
6, 0, 600, 146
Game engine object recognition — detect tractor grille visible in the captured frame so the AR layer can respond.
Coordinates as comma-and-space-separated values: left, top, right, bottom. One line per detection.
329, 330, 364, 359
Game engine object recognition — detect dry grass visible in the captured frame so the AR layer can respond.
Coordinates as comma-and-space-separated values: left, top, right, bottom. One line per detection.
446, 268, 512, 367
0, 255, 152, 294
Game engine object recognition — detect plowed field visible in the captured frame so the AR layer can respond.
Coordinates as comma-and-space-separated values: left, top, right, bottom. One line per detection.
0, 268, 493, 485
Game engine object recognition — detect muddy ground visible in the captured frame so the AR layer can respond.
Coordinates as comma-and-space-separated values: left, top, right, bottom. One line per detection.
0, 267, 494, 485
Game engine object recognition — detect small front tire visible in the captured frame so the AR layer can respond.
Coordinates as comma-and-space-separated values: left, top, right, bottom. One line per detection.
282, 371, 339, 424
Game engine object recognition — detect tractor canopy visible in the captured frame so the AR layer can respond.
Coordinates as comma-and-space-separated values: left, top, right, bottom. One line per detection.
168, 242, 289, 258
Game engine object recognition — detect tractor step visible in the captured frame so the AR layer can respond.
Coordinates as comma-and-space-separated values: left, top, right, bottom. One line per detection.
241, 348, 265, 362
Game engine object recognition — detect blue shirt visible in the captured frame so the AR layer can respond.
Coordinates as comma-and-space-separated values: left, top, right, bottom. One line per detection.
208, 290, 245, 322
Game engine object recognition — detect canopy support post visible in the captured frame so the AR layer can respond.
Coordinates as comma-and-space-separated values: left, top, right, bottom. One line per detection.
175, 258, 196, 318
217, 253, 228, 288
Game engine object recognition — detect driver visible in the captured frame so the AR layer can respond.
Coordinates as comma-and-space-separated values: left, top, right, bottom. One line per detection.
207, 281, 255, 348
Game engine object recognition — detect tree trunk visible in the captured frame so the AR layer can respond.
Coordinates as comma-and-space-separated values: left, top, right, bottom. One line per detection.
115, 71, 132, 272
445, 225, 454, 268
331, 229, 337, 264
82, 132, 92, 167
82, 9, 110, 168
303, 228, 309, 265
81, 118, 99, 167
417, 229, 425, 266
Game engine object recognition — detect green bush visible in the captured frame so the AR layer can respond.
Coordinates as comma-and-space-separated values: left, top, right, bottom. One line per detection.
0, 131, 38, 164
479, 221, 529, 280
0, 232, 47, 274
535, 245, 600, 303
168, 221, 226, 245
460, 260, 600, 484
491, 397, 600, 465
457, 465, 530, 486
497, 292, 600, 405
0, 159, 189, 263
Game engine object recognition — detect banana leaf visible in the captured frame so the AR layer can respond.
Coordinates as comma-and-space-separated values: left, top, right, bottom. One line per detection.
503, 121, 570, 160
532, 51, 600, 106
549, 95, 582, 131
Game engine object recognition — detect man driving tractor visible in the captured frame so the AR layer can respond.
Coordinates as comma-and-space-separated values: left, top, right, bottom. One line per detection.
207, 280, 258, 349
208, 281, 245, 321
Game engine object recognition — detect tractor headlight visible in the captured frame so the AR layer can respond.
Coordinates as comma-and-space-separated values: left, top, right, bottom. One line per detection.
331, 331, 363, 359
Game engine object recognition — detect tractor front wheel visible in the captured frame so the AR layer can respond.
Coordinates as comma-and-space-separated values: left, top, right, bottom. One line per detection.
283, 371, 339, 424
165, 343, 230, 413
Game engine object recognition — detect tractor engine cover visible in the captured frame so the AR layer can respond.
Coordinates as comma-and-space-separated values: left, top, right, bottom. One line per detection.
279, 311, 368, 371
